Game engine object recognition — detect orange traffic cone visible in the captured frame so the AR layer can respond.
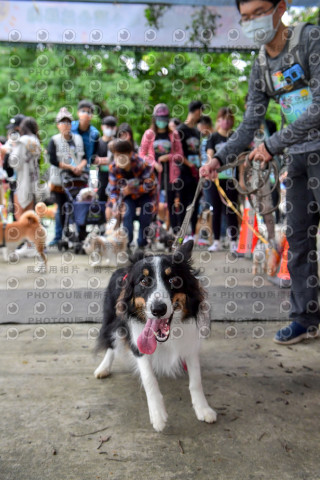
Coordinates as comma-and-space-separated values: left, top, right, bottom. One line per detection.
237, 198, 259, 256
277, 236, 291, 287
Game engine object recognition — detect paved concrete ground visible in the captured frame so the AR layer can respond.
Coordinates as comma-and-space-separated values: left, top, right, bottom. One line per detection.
1, 322, 320, 480
1, 243, 319, 479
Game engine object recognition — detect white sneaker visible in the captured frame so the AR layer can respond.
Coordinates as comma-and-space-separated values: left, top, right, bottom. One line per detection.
183, 235, 194, 244
230, 241, 238, 253
208, 240, 221, 252
15, 242, 37, 258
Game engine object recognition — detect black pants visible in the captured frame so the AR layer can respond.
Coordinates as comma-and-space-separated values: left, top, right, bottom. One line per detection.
178, 178, 201, 235
166, 184, 180, 232
54, 191, 68, 230
98, 171, 108, 202
286, 152, 320, 328
205, 178, 239, 241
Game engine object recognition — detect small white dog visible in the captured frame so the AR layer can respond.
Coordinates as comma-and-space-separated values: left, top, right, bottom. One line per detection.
83, 223, 128, 267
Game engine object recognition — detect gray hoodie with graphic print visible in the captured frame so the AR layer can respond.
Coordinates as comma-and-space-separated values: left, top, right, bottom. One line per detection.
215, 24, 320, 165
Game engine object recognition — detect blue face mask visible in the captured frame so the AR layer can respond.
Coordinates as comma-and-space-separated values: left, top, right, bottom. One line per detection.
241, 3, 281, 46
155, 118, 169, 129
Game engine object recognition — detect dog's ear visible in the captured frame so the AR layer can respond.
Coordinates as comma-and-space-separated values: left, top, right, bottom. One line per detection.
173, 239, 193, 264
129, 249, 145, 264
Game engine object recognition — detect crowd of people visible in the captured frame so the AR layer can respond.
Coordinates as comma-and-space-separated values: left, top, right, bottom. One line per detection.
0, 98, 263, 255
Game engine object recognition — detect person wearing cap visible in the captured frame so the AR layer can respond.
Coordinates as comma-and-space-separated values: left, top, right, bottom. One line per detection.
177, 100, 204, 240
5, 114, 26, 133
1, 115, 26, 179
139, 103, 183, 233
92, 116, 117, 202
47, 107, 87, 245
71, 100, 99, 167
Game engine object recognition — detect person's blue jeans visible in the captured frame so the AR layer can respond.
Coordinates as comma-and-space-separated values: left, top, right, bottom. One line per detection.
123, 194, 154, 247
54, 207, 62, 241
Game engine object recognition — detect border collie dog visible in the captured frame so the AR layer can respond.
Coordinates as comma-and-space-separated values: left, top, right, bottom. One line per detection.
94, 240, 217, 432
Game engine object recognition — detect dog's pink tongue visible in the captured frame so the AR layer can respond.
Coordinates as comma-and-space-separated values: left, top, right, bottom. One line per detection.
137, 318, 160, 355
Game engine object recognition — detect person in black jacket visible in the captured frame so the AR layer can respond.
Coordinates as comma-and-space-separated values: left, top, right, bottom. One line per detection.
92, 116, 117, 202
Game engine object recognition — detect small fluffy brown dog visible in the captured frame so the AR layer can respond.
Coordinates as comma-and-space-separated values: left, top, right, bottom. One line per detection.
0, 210, 47, 269
194, 209, 213, 246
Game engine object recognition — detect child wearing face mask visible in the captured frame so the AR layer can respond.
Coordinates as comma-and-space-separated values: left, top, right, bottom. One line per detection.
206, 107, 239, 253
93, 116, 117, 202
106, 139, 157, 250
139, 104, 183, 233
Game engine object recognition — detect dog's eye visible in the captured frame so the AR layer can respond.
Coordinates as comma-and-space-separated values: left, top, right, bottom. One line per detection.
169, 276, 183, 289
140, 277, 153, 288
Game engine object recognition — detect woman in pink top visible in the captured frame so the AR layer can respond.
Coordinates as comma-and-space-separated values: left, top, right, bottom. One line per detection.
139, 103, 183, 233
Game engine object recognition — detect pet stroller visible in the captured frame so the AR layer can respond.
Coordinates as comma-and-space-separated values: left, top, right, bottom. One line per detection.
58, 170, 106, 253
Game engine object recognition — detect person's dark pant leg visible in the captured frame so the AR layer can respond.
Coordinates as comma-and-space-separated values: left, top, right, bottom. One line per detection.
98, 171, 109, 202
137, 194, 154, 247
271, 186, 280, 224
178, 182, 192, 232
209, 181, 222, 240
167, 186, 179, 231
55, 192, 68, 233
123, 196, 136, 245
202, 179, 212, 209
286, 152, 320, 328
225, 178, 239, 242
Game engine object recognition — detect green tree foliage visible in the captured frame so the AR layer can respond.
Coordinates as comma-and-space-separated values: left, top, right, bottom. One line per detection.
0, 45, 257, 145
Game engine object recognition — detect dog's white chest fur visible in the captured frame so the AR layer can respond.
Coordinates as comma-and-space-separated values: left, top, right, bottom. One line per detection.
130, 316, 200, 377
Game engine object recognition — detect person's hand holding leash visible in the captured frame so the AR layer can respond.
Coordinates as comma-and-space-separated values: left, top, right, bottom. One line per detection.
199, 157, 221, 180
248, 142, 272, 163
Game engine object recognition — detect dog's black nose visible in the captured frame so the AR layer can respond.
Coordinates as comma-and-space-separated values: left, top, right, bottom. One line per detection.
151, 302, 167, 318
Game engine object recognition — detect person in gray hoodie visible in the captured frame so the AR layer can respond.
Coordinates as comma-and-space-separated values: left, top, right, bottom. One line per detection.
200, 0, 320, 345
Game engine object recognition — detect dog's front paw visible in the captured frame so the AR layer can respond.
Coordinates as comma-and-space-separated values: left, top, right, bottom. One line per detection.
194, 405, 217, 424
150, 407, 168, 432
94, 366, 111, 379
